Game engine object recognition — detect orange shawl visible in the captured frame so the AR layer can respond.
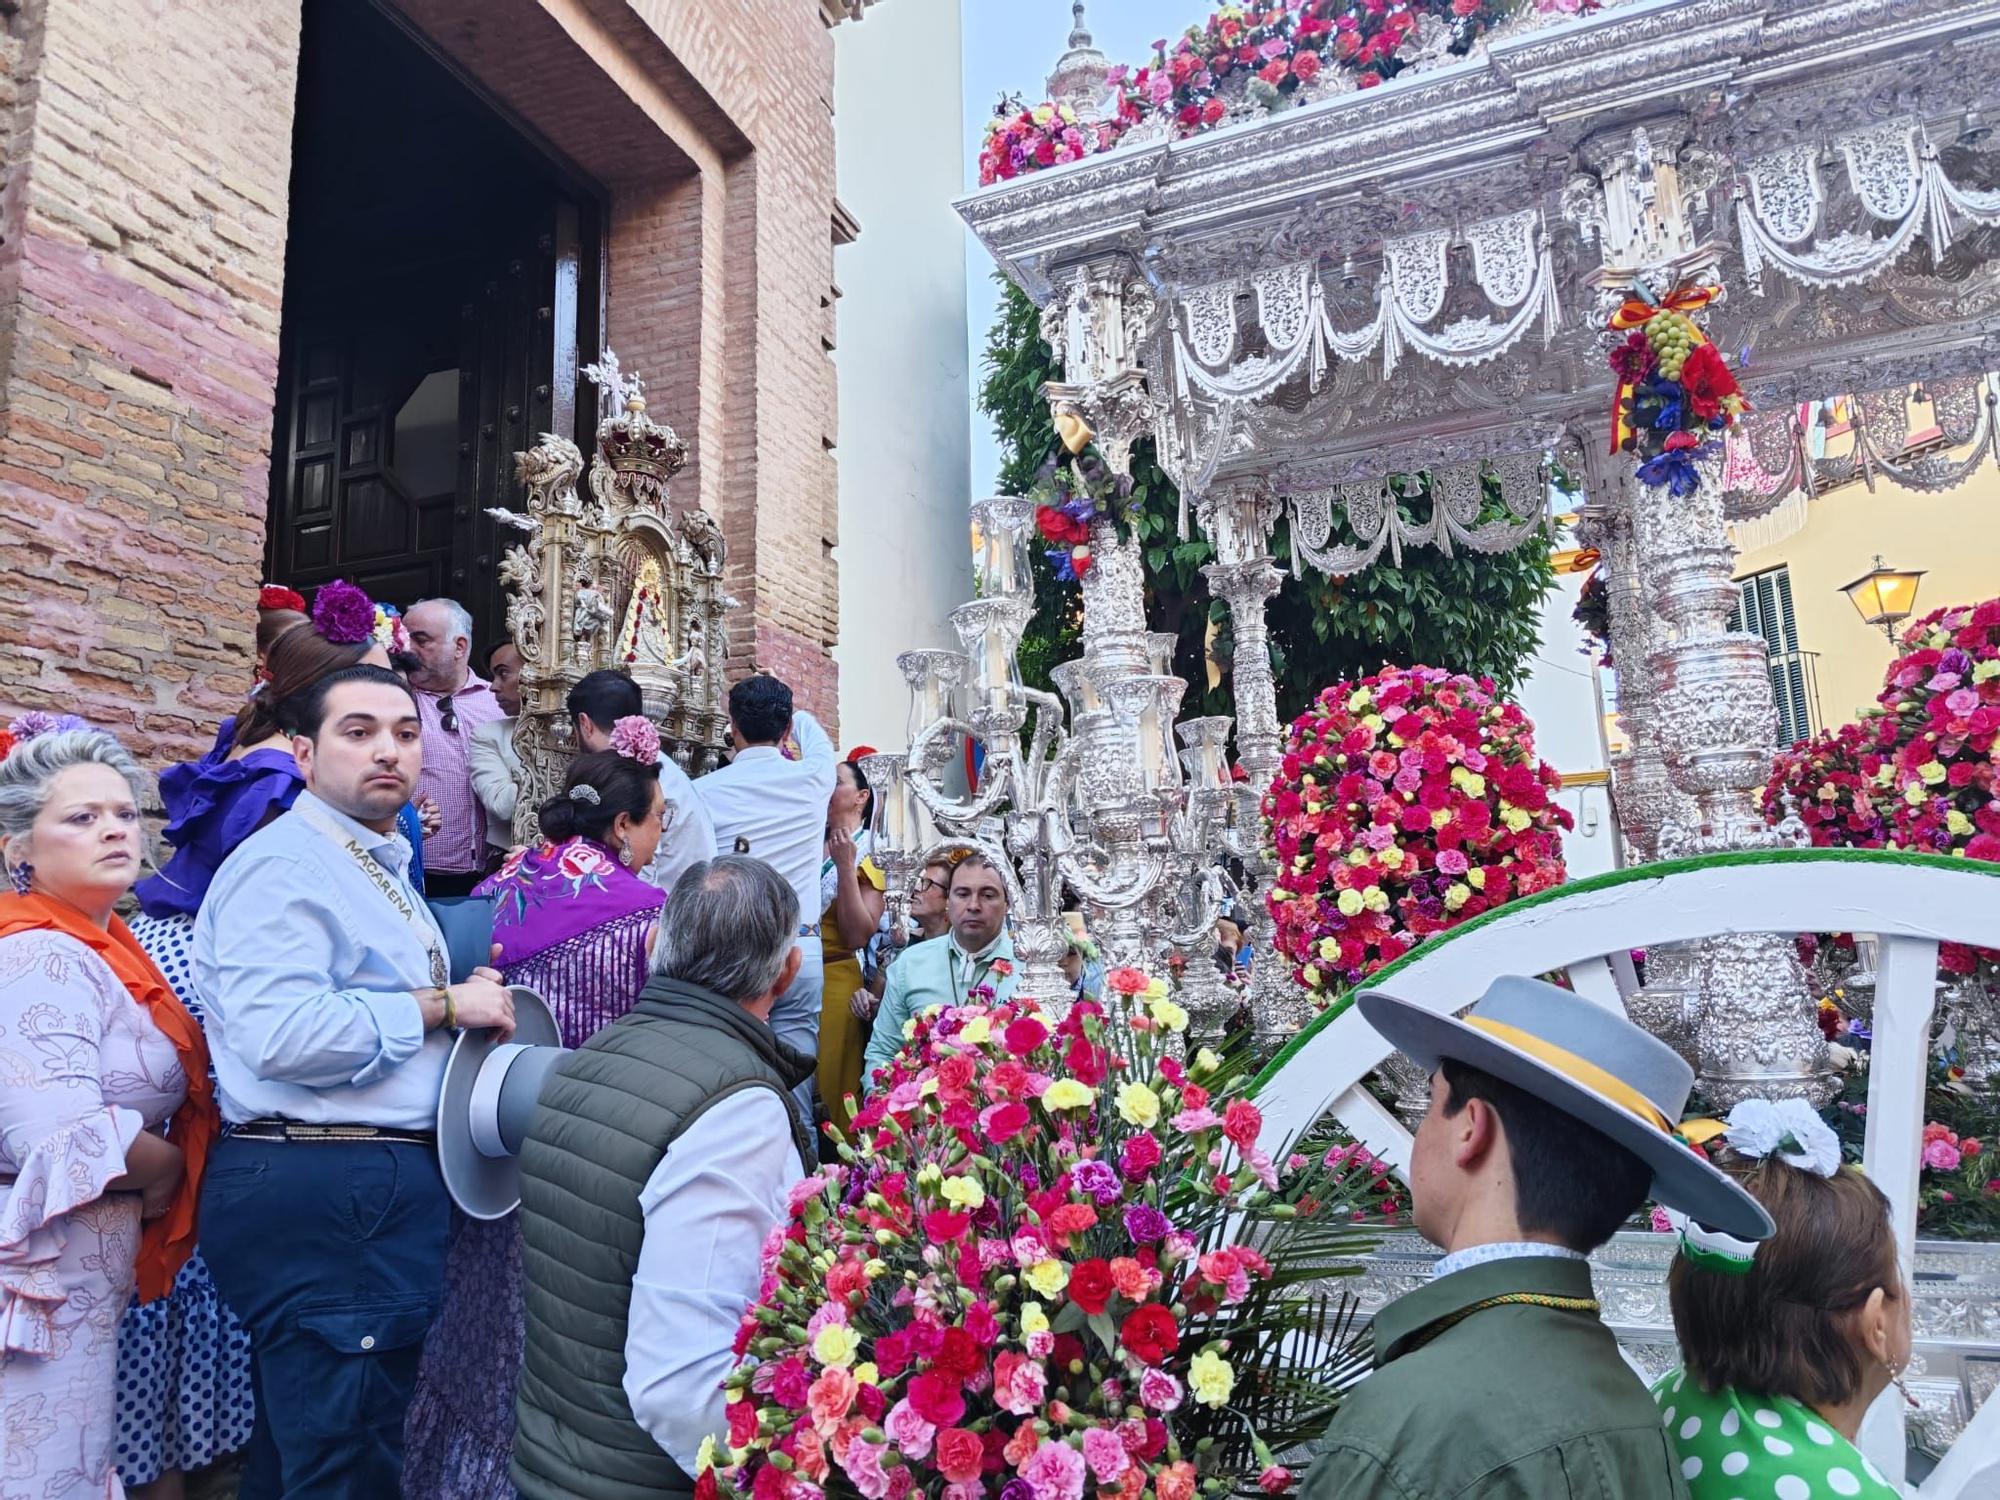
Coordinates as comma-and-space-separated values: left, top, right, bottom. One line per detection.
0, 892, 218, 1302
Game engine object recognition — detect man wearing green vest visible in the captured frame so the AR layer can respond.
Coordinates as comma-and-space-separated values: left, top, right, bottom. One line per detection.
1300, 976, 1774, 1500
862, 852, 1017, 1083
512, 856, 816, 1499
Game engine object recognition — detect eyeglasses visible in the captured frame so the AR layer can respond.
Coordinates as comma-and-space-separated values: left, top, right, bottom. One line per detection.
918, 877, 949, 895
437, 695, 458, 733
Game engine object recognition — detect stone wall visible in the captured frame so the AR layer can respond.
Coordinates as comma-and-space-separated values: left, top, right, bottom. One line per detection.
0, 0, 849, 765
0, 0, 299, 761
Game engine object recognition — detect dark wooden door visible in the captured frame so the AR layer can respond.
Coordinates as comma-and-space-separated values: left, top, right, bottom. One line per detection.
265, 212, 583, 650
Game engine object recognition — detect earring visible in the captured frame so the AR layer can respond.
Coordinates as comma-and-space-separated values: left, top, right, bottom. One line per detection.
618, 836, 632, 868
7, 861, 30, 896
1886, 1359, 1918, 1408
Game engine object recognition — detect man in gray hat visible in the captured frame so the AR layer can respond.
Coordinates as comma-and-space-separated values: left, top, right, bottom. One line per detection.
1300, 974, 1774, 1500
510, 856, 814, 1499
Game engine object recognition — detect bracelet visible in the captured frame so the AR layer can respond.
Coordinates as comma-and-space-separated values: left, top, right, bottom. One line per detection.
441, 987, 458, 1031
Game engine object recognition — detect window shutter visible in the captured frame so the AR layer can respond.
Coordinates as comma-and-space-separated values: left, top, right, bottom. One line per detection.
1733, 566, 1814, 746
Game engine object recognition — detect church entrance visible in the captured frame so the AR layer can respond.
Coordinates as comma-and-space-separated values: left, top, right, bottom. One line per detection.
264, 0, 604, 651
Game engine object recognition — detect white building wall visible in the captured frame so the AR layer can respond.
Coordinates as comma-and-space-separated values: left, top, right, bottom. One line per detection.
1514, 572, 1620, 879
833, 2, 973, 751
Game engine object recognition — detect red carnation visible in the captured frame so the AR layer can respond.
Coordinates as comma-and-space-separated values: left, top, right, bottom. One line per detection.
934, 1325, 983, 1379
259, 583, 307, 613
936, 1429, 985, 1485
1679, 342, 1740, 421
1201, 96, 1227, 125
1119, 1304, 1181, 1365
1292, 49, 1321, 81
1223, 1098, 1263, 1151
1068, 1257, 1115, 1315
1004, 1016, 1049, 1056
908, 1371, 967, 1427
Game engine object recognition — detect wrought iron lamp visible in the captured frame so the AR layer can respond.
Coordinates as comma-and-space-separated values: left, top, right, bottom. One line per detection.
1839, 555, 1927, 644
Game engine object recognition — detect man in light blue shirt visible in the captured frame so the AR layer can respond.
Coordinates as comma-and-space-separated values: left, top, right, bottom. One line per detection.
863, 854, 1017, 1081
194, 664, 514, 1498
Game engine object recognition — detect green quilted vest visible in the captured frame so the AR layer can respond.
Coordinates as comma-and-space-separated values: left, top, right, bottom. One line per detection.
511, 975, 815, 1500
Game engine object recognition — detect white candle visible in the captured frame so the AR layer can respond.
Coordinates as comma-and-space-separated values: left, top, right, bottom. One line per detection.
1139, 702, 1166, 788
985, 631, 1011, 709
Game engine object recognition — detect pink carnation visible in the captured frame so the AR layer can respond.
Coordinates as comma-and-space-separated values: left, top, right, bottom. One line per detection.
1023, 1440, 1087, 1500
1138, 1367, 1184, 1411
883, 1398, 935, 1460
609, 714, 662, 766
842, 1439, 892, 1500
1924, 1137, 1963, 1172
1081, 1428, 1130, 1483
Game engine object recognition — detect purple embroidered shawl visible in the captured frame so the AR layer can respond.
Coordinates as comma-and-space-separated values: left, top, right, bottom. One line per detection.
474, 838, 664, 968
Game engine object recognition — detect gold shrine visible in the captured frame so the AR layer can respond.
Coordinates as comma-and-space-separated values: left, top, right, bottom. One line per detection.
494, 356, 730, 840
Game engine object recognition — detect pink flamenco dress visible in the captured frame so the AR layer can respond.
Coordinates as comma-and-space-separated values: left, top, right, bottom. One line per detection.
0, 930, 187, 1500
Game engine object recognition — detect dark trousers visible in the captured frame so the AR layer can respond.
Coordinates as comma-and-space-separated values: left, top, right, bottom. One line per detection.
201, 1135, 449, 1499
423, 868, 485, 899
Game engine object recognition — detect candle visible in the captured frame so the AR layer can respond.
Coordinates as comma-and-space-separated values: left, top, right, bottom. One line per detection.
1139, 700, 1166, 789
985, 629, 1012, 710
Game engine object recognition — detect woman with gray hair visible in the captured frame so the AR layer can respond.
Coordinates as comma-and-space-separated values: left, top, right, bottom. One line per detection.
0, 720, 219, 1500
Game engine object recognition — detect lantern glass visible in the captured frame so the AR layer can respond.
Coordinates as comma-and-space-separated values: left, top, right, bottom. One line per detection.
1146, 631, 1179, 676
1051, 659, 1101, 718
1838, 555, 1926, 633
970, 498, 1036, 600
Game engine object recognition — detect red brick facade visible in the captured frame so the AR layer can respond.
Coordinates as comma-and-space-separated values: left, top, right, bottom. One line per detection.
0, 0, 847, 765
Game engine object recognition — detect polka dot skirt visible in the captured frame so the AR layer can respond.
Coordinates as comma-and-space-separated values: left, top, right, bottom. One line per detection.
117, 914, 255, 1485
1651, 1366, 1898, 1500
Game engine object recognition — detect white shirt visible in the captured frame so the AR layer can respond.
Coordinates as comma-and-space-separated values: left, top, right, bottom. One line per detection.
694, 712, 837, 933
1430, 1240, 1589, 1280
195, 792, 453, 1128
643, 756, 717, 899
623, 1087, 798, 1471
468, 716, 523, 854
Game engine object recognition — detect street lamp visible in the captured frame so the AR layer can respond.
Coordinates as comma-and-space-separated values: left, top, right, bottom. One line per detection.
1838, 555, 1927, 644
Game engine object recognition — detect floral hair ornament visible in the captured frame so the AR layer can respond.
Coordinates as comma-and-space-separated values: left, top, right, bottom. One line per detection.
1663, 1206, 1760, 1277
259, 584, 308, 613
312, 580, 378, 646
8, 711, 90, 743
607, 715, 661, 766
372, 603, 411, 658
1723, 1096, 1843, 1177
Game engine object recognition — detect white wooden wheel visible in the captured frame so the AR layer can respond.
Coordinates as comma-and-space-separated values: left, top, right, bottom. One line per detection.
1250, 848, 2000, 1494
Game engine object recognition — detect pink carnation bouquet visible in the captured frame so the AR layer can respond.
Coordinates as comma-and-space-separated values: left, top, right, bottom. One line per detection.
700, 968, 1386, 1500
610, 714, 663, 766
1263, 664, 1571, 1008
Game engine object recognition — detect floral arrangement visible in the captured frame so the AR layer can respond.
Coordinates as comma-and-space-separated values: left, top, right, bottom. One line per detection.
701, 968, 1386, 1500
980, 0, 1541, 185
1761, 722, 1891, 849
1606, 287, 1751, 494
373, 602, 411, 658
1032, 448, 1137, 584
1821, 1058, 2000, 1240
312, 579, 378, 647
609, 714, 663, 766
1264, 664, 1570, 1006
977, 99, 1120, 186
258, 583, 308, 613
1571, 568, 1609, 665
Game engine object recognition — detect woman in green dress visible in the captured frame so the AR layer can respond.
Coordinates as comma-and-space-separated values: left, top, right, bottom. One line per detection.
1655, 1097, 1912, 1500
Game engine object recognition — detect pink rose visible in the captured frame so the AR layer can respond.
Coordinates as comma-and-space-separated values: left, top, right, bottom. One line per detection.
1081, 1427, 1130, 1483
1924, 1137, 1963, 1172
1023, 1440, 1088, 1500
883, 1398, 935, 1460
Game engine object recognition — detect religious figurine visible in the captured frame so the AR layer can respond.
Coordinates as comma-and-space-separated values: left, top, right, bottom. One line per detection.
572, 578, 614, 644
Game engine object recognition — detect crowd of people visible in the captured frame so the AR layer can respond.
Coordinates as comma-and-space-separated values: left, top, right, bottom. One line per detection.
0, 576, 1930, 1500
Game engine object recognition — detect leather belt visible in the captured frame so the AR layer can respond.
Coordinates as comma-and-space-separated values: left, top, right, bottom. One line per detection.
227, 1119, 436, 1148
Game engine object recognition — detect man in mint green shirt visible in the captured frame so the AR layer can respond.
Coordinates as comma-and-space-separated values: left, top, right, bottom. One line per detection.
863, 854, 1017, 1081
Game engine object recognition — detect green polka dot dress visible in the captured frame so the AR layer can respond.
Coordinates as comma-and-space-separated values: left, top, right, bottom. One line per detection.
1650, 1367, 1900, 1499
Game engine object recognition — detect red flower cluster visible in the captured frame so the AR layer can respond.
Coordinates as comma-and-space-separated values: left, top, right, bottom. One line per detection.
1761, 722, 1890, 849
977, 99, 1119, 187
1264, 664, 1570, 1006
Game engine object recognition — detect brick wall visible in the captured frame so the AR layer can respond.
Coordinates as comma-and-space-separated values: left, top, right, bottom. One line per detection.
0, 0, 849, 765
0, 0, 299, 763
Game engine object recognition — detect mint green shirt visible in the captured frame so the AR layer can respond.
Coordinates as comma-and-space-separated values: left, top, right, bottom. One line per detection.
862, 929, 1016, 1082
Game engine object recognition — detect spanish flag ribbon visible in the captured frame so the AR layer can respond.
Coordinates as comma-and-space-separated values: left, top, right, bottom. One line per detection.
1607, 282, 1720, 454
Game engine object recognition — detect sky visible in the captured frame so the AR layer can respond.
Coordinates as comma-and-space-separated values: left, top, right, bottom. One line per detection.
959, 0, 1183, 496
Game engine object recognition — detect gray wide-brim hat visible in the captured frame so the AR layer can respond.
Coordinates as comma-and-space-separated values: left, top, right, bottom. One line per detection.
1358, 974, 1775, 1242
438, 987, 568, 1222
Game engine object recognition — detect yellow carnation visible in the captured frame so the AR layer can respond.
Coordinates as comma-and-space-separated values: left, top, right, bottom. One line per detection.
696, 1436, 719, 1475
1189, 1349, 1235, 1407
1025, 1259, 1069, 1297
1021, 1301, 1050, 1336
1431, 808, 1451, 830
1193, 1047, 1221, 1074
959, 1015, 991, 1045
1444, 883, 1470, 911
1467, 868, 1486, 890
813, 1322, 860, 1368
1974, 660, 2000, 683
1501, 808, 1531, 833
1301, 964, 1322, 987
941, 1175, 986, 1212
1117, 1081, 1162, 1128
1347, 689, 1372, 712
853, 1362, 879, 1386
1148, 996, 1190, 1033
1948, 809, 1974, 836
1379, 847, 1404, 869
1919, 760, 1947, 785
1043, 1079, 1094, 1111
1362, 886, 1390, 914
1032, 104, 1055, 126
1142, 976, 1169, 1001
1336, 889, 1365, 917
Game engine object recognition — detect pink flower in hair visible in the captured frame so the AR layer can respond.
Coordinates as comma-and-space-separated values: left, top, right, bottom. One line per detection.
609, 715, 662, 765
313, 580, 377, 645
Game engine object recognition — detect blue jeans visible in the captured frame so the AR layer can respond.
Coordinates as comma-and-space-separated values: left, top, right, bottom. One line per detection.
199, 1135, 449, 1499
769, 944, 823, 1137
